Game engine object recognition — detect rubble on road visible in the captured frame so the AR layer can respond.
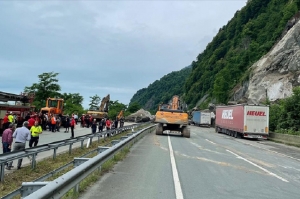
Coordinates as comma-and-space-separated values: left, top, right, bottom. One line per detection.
125, 109, 155, 123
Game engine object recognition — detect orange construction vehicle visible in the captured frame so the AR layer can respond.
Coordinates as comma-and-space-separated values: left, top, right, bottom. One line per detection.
154, 95, 190, 138
40, 98, 64, 116
117, 110, 124, 120
86, 94, 110, 122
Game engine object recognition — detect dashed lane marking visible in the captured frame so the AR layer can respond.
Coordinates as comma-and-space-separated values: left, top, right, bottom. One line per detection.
227, 149, 289, 183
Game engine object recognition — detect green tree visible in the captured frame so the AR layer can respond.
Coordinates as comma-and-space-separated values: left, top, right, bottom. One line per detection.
61, 93, 85, 115
107, 100, 127, 119
127, 102, 141, 113
24, 72, 61, 110
89, 94, 101, 110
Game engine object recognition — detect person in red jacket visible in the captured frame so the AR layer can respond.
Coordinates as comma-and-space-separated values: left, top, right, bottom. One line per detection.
105, 118, 111, 130
70, 117, 76, 138
28, 115, 36, 130
3, 113, 9, 129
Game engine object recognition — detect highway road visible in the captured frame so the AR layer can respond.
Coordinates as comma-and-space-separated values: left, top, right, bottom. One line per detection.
79, 125, 300, 199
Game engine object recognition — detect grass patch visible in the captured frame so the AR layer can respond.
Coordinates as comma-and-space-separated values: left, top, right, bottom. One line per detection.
0, 124, 150, 198
268, 138, 300, 148
62, 146, 131, 199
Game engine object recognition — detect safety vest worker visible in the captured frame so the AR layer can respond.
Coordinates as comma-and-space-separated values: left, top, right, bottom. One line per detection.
30, 123, 43, 137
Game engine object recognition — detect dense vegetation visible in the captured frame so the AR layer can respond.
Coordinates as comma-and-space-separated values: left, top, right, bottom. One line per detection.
269, 87, 300, 135
184, 0, 300, 107
129, 66, 192, 113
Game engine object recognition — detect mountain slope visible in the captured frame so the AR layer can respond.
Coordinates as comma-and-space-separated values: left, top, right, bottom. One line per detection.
129, 66, 192, 112
184, 0, 300, 107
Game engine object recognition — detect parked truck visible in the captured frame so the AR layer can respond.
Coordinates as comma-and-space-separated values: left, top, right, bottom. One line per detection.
215, 104, 269, 139
192, 111, 211, 127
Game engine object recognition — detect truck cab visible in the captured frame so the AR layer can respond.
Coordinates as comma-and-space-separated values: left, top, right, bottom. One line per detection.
40, 98, 64, 116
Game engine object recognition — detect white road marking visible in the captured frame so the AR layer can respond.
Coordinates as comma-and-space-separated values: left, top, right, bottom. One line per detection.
238, 140, 300, 162
205, 139, 216, 145
279, 165, 300, 172
168, 135, 184, 199
226, 150, 289, 182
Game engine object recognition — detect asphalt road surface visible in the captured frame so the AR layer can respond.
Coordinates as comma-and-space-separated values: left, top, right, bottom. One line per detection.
79, 125, 300, 199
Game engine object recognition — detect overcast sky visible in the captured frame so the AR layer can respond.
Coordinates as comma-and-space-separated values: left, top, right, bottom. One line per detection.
0, 0, 247, 109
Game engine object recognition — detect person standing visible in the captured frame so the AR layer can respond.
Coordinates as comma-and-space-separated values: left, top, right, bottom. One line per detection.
106, 118, 111, 131
8, 112, 14, 126
74, 113, 78, 125
91, 119, 97, 134
29, 121, 42, 148
7, 121, 31, 170
51, 115, 56, 132
120, 117, 124, 127
3, 113, 9, 129
64, 115, 70, 133
98, 119, 103, 132
28, 115, 35, 130
70, 117, 76, 138
2, 124, 15, 153
114, 117, 118, 129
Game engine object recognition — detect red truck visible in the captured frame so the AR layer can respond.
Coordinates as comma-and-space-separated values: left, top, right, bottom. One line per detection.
215, 104, 269, 139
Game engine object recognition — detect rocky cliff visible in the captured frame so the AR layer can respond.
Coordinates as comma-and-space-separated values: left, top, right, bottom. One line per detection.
234, 18, 300, 103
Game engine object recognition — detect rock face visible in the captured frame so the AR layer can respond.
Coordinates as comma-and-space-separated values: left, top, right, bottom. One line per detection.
234, 19, 300, 103
125, 109, 155, 123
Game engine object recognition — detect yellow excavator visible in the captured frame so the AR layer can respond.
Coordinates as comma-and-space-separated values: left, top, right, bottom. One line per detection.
117, 110, 124, 120
154, 95, 190, 138
86, 94, 110, 121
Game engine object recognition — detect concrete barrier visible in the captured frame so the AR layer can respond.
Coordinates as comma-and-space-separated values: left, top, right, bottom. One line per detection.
269, 132, 300, 146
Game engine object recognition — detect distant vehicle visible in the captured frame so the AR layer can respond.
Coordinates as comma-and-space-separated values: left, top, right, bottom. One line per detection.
40, 98, 64, 116
154, 95, 190, 138
0, 92, 35, 136
215, 104, 269, 139
192, 111, 211, 127
86, 94, 109, 122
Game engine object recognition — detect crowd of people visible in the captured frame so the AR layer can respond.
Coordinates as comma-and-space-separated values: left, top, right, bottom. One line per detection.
1, 111, 125, 170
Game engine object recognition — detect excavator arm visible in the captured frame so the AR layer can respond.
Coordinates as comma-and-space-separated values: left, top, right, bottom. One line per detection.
99, 94, 110, 112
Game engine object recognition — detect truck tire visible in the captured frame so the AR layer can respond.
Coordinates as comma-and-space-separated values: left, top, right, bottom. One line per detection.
156, 124, 163, 135
182, 127, 190, 138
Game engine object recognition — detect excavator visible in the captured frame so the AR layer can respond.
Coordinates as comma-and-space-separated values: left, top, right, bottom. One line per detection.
86, 94, 110, 121
117, 110, 124, 120
154, 95, 190, 138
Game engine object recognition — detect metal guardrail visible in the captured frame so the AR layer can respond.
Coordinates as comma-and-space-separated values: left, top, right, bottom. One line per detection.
20, 125, 155, 199
0, 124, 143, 182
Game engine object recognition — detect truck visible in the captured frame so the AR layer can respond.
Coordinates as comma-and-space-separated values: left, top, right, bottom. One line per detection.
215, 104, 269, 139
154, 95, 190, 138
192, 111, 211, 127
0, 91, 35, 136
40, 98, 64, 116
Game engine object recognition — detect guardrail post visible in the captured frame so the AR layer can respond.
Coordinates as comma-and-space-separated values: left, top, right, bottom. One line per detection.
111, 140, 120, 146
73, 158, 90, 167
88, 135, 94, 145
31, 153, 37, 170
21, 182, 49, 198
0, 160, 5, 182
69, 143, 73, 155
120, 136, 128, 141
53, 147, 58, 160
97, 147, 110, 154
78, 137, 86, 149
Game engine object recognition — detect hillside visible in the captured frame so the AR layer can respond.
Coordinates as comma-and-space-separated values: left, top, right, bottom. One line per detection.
129, 66, 192, 112
184, 0, 300, 108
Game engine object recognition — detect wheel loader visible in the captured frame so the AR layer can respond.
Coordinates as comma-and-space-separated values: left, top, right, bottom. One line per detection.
154, 95, 190, 138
